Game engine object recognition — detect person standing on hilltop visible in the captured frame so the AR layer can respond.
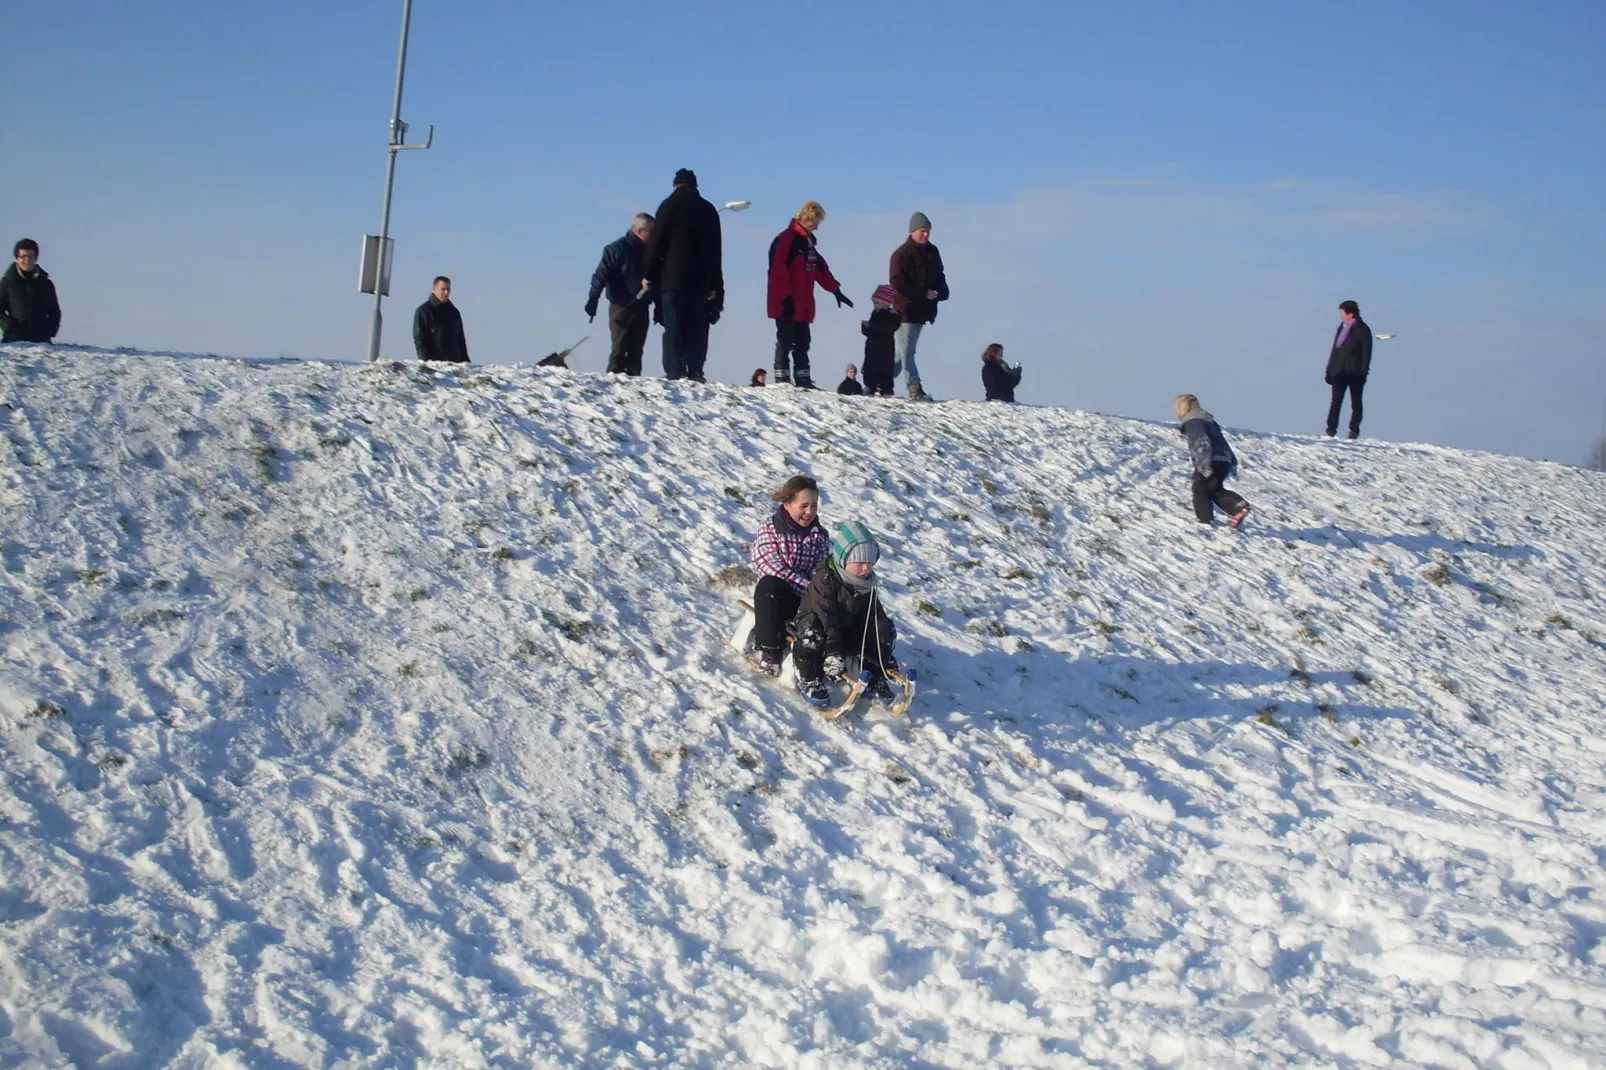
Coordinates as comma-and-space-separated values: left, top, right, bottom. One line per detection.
859, 284, 900, 397
643, 168, 724, 382
767, 200, 851, 389
586, 212, 655, 376
888, 212, 949, 401
413, 276, 469, 363
1324, 299, 1373, 440
0, 239, 62, 344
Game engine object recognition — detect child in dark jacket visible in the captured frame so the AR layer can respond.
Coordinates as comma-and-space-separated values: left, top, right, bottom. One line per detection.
980, 343, 1022, 402
1175, 394, 1251, 527
860, 285, 900, 397
792, 520, 899, 707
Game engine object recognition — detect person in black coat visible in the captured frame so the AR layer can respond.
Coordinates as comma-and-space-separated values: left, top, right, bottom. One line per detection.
980, 343, 1022, 402
888, 212, 950, 400
860, 285, 900, 397
1324, 300, 1373, 439
586, 213, 654, 376
837, 364, 864, 395
792, 520, 899, 707
0, 239, 62, 344
413, 276, 469, 363
643, 169, 723, 382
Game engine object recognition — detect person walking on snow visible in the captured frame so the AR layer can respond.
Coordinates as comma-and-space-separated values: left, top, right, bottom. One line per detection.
413, 276, 469, 363
1, 239, 61, 344
1175, 394, 1251, 527
745, 475, 831, 676
792, 521, 900, 708
837, 364, 864, 395
889, 212, 949, 401
860, 284, 900, 397
586, 212, 655, 376
1324, 299, 1373, 439
767, 200, 851, 389
644, 168, 724, 382
980, 343, 1022, 402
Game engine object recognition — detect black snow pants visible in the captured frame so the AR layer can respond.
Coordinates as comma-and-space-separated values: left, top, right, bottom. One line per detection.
1192, 461, 1248, 524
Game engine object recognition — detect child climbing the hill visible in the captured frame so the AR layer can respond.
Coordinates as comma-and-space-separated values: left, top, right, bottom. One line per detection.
860, 285, 900, 397
746, 475, 831, 674
792, 520, 900, 707
1175, 394, 1251, 527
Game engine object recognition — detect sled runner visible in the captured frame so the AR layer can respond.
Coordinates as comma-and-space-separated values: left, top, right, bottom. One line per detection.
729, 601, 915, 717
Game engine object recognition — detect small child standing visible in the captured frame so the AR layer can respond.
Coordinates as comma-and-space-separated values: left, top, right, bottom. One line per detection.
792, 520, 900, 707
860, 285, 900, 397
1175, 394, 1251, 527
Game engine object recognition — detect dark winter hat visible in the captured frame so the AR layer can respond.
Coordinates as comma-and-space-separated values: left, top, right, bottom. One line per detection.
908, 211, 932, 232
831, 520, 880, 570
673, 168, 698, 188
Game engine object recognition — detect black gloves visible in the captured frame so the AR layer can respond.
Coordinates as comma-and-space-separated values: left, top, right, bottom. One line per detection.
834, 291, 853, 308
584, 299, 598, 323
780, 297, 794, 321
708, 307, 721, 325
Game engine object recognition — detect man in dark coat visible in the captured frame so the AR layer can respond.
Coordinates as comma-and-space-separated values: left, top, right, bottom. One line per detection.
0, 239, 62, 344
586, 213, 654, 376
888, 212, 949, 400
643, 169, 723, 382
413, 276, 469, 363
1324, 299, 1373, 439
980, 344, 1022, 402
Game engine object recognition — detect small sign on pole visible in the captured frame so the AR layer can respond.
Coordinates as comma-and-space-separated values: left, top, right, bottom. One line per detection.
358, 235, 394, 296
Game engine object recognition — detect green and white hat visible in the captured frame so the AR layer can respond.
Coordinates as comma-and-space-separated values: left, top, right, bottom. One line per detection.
831, 520, 880, 569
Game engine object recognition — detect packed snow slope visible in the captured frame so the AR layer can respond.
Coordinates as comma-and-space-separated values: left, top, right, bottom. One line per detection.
3, 346, 1606, 1069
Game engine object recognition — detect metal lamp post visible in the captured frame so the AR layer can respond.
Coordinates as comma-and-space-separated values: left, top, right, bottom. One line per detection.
361, 0, 433, 363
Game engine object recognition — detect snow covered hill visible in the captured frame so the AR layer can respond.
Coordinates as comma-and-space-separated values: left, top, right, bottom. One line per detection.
3, 345, 1605, 1068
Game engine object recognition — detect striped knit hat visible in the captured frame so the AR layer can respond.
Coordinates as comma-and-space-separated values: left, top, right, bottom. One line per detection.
831, 520, 880, 570
871, 284, 897, 307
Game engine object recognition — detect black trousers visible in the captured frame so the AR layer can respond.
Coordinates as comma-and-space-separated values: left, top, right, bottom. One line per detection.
862, 356, 895, 396
1192, 461, 1248, 523
607, 302, 648, 376
773, 320, 812, 382
1326, 376, 1365, 437
752, 576, 802, 656
660, 290, 710, 381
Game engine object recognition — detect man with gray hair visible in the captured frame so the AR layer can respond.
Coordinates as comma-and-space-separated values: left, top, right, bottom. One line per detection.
586, 212, 655, 376
888, 212, 949, 401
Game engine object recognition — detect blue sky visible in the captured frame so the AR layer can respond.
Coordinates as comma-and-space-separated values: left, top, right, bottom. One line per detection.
4, 0, 1603, 462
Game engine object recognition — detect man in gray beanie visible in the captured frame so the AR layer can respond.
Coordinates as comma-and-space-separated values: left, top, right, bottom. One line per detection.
888, 212, 949, 401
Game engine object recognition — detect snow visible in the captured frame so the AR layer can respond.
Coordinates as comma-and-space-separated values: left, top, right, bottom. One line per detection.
2, 343, 1605, 1068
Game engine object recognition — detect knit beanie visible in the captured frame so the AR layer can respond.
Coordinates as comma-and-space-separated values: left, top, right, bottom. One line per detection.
831, 520, 880, 571
673, 168, 698, 188
871, 284, 897, 306
908, 211, 932, 232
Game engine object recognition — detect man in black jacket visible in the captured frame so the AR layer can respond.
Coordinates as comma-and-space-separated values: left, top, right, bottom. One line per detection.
888, 212, 949, 400
0, 239, 62, 344
643, 169, 723, 382
1324, 299, 1373, 439
586, 213, 654, 376
413, 276, 469, 363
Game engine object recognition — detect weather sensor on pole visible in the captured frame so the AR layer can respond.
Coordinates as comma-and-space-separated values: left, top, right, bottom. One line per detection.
361, 0, 433, 362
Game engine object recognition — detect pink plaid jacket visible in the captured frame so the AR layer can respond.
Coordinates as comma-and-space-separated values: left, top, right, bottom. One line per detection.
750, 508, 830, 595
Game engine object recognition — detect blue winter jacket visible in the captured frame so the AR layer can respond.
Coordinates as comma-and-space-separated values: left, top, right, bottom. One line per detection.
588, 231, 649, 310
1179, 408, 1237, 479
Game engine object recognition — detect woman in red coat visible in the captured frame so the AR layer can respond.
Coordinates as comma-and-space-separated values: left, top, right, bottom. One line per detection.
767, 200, 852, 389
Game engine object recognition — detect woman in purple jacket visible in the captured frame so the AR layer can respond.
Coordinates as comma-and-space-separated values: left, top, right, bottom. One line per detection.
746, 475, 831, 674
